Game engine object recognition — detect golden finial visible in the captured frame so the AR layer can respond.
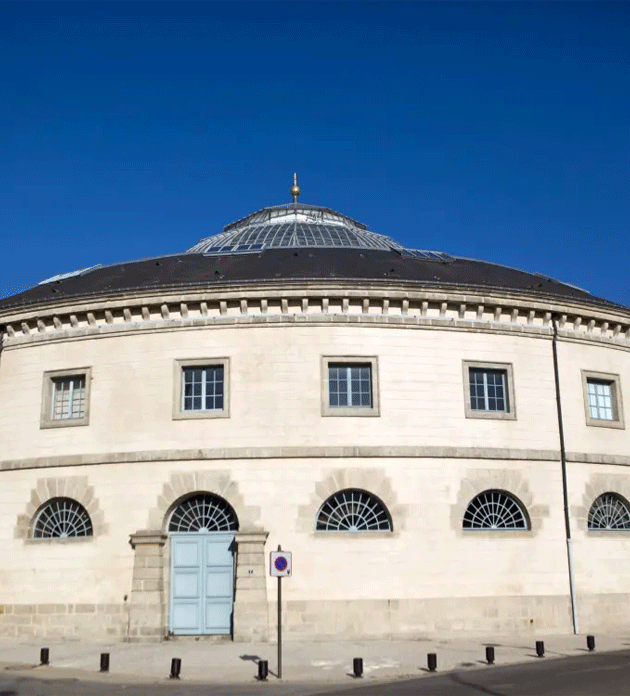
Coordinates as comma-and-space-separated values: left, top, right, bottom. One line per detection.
290, 172, 300, 203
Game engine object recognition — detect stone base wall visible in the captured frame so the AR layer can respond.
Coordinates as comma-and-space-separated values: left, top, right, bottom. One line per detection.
1, 594, 629, 641
0, 603, 127, 640
578, 593, 630, 633
268, 596, 577, 641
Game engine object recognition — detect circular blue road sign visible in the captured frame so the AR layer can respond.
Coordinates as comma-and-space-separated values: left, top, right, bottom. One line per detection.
274, 556, 288, 572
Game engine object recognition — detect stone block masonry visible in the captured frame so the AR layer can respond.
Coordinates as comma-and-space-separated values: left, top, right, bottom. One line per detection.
0, 603, 126, 639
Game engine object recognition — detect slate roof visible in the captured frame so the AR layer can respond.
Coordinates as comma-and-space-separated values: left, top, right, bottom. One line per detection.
0, 246, 624, 314
1, 201, 625, 315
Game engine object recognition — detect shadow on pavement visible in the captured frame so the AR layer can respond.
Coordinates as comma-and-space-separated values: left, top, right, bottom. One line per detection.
448, 672, 507, 696
239, 654, 261, 663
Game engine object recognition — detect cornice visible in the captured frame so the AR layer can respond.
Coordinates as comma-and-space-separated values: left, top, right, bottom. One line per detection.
2, 282, 630, 350
2, 445, 630, 473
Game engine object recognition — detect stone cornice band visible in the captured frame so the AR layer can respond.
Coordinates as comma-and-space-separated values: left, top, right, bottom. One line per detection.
2, 285, 630, 350
1, 445, 629, 473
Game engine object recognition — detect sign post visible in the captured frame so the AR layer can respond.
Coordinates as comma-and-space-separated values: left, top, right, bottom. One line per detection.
270, 546, 292, 679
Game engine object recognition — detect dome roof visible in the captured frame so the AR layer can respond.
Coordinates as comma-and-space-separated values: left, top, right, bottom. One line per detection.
188, 203, 407, 254
0, 194, 624, 315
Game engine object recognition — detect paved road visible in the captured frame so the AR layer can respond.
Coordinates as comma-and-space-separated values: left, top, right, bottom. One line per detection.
1, 650, 629, 695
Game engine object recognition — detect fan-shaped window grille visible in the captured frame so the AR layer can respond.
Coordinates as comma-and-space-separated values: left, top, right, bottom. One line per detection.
316, 489, 392, 532
463, 490, 528, 530
168, 494, 238, 533
588, 493, 630, 530
33, 498, 93, 539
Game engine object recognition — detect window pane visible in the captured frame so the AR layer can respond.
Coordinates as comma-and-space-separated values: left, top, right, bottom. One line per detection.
33, 498, 93, 538
182, 365, 224, 411
328, 363, 371, 408
51, 376, 86, 420
588, 380, 614, 420
588, 493, 630, 530
469, 368, 507, 412
316, 489, 392, 531
463, 490, 527, 530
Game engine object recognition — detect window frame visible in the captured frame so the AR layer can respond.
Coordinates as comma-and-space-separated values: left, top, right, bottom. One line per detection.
588, 492, 630, 531
462, 361, 516, 420
315, 488, 393, 533
321, 356, 380, 417
31, 497, 93, 540
462, 489, 530, 531
40, 367, 92, 429
173, 358, 230, 420
581, 370, 624, 429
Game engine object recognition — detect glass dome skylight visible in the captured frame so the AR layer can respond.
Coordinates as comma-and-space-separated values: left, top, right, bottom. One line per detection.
186, 175, 452, 261
186, 203, 406, 255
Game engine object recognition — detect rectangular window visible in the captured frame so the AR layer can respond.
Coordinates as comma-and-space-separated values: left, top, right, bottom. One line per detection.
463, 361, 516, 420
587, 380, 613, 420
51, 376, 86, 420
182, 366, 224, 412
582, 371, 624, 429
173, 358, 230, 420
41, 368, 92, 429
469, 368, 508, 412
321, 357, 379, 417
328, 364, 372, 408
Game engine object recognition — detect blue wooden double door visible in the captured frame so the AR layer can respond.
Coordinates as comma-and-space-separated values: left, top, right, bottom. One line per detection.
170, 533, 234, 635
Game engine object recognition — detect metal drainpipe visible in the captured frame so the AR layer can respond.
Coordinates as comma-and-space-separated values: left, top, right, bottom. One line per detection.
551, 315, 579, 634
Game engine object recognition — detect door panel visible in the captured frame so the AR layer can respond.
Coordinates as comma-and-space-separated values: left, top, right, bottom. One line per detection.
173, 571, 199, 598
205, 598, 233, 632
172, 603, 200, 631
206, 568, 233, 597
173, 540, 201, 566
170, 533, 234, 635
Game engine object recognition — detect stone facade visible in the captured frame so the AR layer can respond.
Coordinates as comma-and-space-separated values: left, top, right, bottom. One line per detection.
1, 284, 630, 641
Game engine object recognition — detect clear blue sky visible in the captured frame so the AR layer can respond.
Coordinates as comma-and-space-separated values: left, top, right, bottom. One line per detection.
1, 2, 629, 306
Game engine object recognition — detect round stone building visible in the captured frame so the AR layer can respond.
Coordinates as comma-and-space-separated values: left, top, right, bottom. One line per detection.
1, 180, 630, 642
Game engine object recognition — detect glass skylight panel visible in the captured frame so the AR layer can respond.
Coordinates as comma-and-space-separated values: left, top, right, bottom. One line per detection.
187, 204, 452, 258
38, 264, 102, 285
399, 249, 453, 261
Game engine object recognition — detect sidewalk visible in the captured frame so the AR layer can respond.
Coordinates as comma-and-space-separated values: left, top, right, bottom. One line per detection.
0, 633, 628, 685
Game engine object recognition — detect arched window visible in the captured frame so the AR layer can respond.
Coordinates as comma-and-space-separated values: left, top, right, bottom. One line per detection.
168, 493, 238, 533
316, 489, 392, 532
588, 493, 630, 530
463, 490, 529, 530
33, 498, 93, 538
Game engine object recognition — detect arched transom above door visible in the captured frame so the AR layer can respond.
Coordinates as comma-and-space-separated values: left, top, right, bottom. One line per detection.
168, 493, 238, 532
146, 470, 262, 532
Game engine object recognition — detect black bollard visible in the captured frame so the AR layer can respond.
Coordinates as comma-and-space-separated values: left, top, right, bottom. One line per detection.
485, 646, 495, 665
257, 659, 269, 681
587, 635, 595, 651
535, 641, 545, 658
100, 653, 110, 672
40, 647, 50, 666
169, 657, 182, 679
427, 653, 437, 672
353, 657, 363, 678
